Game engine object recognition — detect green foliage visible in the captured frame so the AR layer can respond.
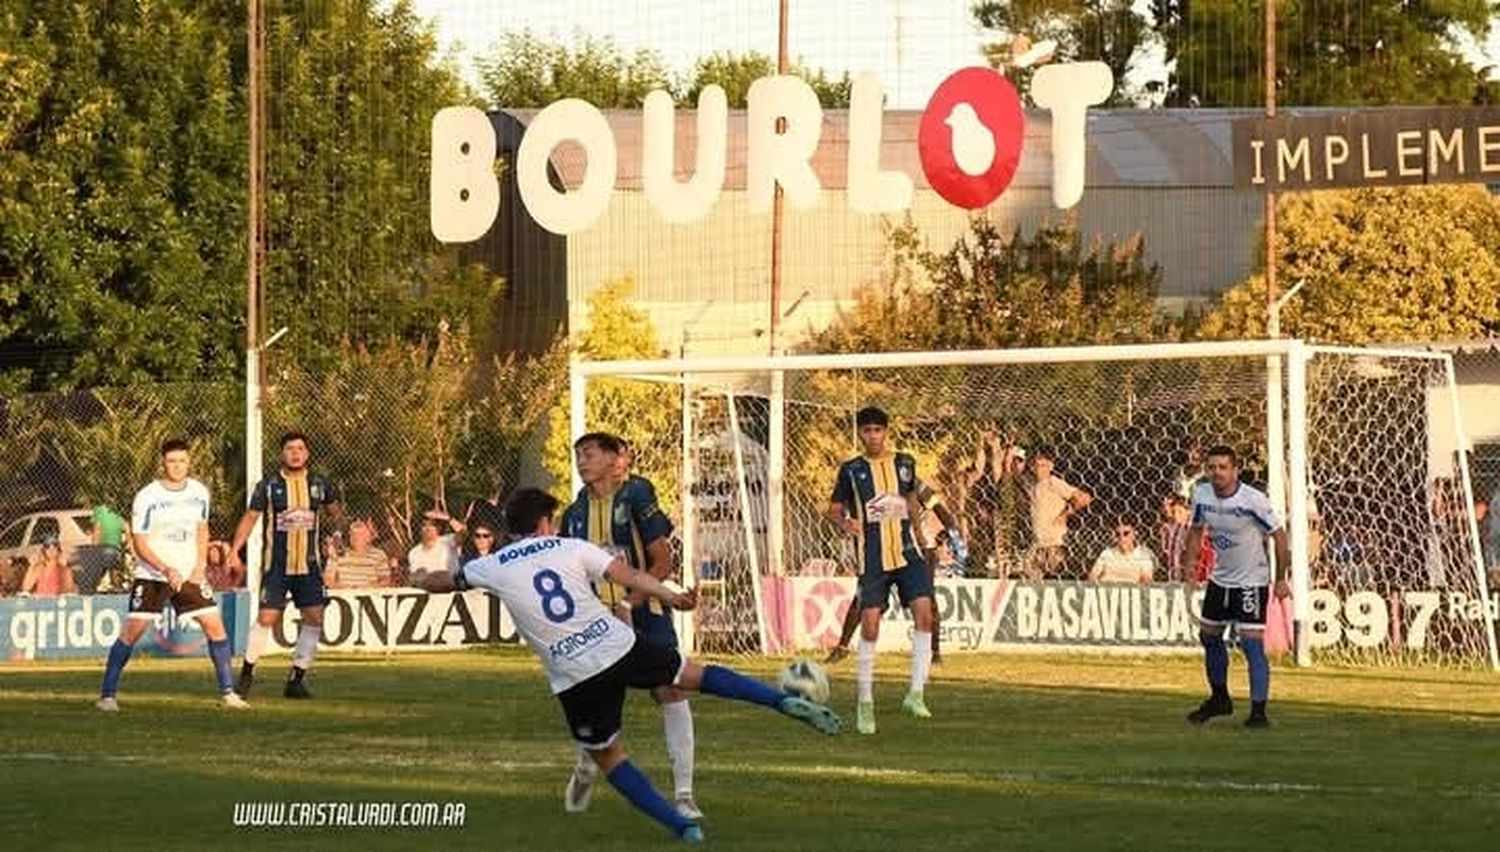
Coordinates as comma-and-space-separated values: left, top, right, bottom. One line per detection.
476, 30, 674, 108
810, 216, 1172, 353
973, 0, 1147, 106
262, 0, 491, 371
685, 51, 853, 108
1198, 186, 1500, 343
0, 0, 247, 390
1152, 0, 1497, 107
543, 279, 680, 508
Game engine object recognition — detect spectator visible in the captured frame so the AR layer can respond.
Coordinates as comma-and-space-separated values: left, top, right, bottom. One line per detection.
328, 520, 398, 589
1, 555, 28, 597
406, 511, 461, 582
1022, 446, 1092, 580
205, 541, 246, 589
459, 521, 500, 566
20, 538, 76, 596
1158, 494, 1191, 582
462, 489, 506, 542
1089, 519, 1159, 584
75, 502, 130, 594
1175, 440, 1206, 500
1485, 482, 1500, 581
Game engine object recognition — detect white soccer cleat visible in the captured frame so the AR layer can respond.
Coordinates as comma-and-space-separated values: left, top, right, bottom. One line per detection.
222, 691, 250, 709
96, 697, 119, 712
564, 766, 597, 813
675, 796, 704, 822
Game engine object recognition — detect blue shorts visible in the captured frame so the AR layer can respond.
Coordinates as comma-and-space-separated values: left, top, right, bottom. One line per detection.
632, 602, 679, 651
260, 568, 328, 610
858, 550, 933, 611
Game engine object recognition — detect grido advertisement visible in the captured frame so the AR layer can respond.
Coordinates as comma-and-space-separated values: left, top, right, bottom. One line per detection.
267, 588, 519, 653
1, 591, 246, 662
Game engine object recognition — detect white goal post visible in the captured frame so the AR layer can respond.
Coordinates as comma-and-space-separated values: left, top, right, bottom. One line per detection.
570, 340, 1498, 670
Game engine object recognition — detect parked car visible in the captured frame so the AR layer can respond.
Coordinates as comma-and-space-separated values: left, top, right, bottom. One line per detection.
0, 508, 95, 568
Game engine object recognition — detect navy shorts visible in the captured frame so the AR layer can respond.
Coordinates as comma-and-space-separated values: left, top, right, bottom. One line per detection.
858, 550, 933, 611
557, 639, 685, 750
1199, 581, 1269, 627
631, 602, 679, 651
260, 568, 328, 610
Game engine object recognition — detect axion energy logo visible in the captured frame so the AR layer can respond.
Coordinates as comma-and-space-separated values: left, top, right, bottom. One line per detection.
431, 63, 1113, 240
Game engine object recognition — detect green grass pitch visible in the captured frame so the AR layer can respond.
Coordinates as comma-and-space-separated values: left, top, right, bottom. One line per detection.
2, 650, 1497, 851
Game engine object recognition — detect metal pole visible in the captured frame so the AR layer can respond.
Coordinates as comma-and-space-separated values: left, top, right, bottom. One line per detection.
1287, 341, 1311, 667
770, 0, 788, 354
244, 0, 266, 610
1264, 0, 1278, 330
766, 0, 790, 583
1443, 356, 1500, 670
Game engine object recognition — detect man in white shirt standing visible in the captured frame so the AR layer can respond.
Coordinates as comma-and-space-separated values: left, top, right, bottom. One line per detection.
415, 487, 842, 843
406, 511, 461, 580
98, 438, 247, 711
1181, 445, 1291, 729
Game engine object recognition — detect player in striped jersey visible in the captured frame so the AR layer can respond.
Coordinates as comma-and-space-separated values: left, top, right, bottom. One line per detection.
1180, 445, 1291, 728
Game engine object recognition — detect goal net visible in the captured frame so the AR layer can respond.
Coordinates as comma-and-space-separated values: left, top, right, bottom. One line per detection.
570, 341, 1497, 669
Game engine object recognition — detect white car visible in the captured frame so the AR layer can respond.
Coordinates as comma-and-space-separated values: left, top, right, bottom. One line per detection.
0, 508, 96, 567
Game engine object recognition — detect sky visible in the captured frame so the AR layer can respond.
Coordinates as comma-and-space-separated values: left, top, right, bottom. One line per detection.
409, 0, 1500, 109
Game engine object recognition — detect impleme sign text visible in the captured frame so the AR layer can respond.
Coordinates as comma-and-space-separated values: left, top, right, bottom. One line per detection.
431, 64, 1114, 240
1233, 107, 1500, 191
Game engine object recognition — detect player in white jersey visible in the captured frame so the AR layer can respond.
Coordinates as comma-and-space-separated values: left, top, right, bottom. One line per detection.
1180, 445, 1290, 728
416, 488, 842, 843
97, 439, 247, 711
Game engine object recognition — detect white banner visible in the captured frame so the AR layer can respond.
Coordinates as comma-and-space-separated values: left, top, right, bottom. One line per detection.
268, 589, 519, 653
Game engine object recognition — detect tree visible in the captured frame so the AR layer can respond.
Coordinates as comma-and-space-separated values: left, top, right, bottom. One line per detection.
0, 0, 246, 391
685, 51, 853, 108
1152, 0, 1497, 107
1197, 185, 1500, 343
542, 278, 680, 507
809, 215, 1173, 353
972, 1, 1148, 106
477, 30, 674, 108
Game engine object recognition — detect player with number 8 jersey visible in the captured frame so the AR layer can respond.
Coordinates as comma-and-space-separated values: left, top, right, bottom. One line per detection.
416, 488, 842, 843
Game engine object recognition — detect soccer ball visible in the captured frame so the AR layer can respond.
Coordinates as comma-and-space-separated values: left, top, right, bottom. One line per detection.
778, 659, 831, 704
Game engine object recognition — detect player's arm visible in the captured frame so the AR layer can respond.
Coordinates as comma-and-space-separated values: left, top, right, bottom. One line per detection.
604, 556, 696, 611
1270, 528, 1291, 595
132, 529, 181, 590
1180, 524, 1204, 576
827, 464, 860, 535
1062, 486, 1092, 519
414, 569, 457, 594
193, 520, 209, 581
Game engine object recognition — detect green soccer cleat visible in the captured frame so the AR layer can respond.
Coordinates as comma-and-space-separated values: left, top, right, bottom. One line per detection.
779, 695, 843, 735
902, 691, 932, 719
856, 700, 876, 735
681, 824, 705, 843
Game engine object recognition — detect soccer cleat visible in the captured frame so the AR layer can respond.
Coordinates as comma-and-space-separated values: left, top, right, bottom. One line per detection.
823, 645, 850, 664
778, 695, 843, 735
235, 664, 255, 698
902, 691, 932, 719
856, 700, 876, 735
1186, 695, 1234, 724
1244, 712, 1271, 729
680, 824, 705, 844
96, 697, 119, 713
564, 767, 597, 813
221, 691, 250, 709
283, 679, 312, 699
675, 797, 704, 821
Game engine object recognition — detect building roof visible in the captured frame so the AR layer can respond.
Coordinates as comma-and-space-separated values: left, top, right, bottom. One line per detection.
495, 107, 1320, 192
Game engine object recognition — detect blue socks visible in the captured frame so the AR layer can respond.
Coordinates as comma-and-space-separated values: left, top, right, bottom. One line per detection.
1200, 632, 1229, 698
1241, 636, 1270, 703
208, 638, 234, 694
699, 664, 784, 709
100, 639, 134, 698
606, 759, 694, 837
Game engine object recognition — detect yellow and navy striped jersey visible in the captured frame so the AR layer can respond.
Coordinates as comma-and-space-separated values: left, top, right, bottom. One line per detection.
831, 452, 922, 573
559, 475, 674, 610
249, 470, 339, 576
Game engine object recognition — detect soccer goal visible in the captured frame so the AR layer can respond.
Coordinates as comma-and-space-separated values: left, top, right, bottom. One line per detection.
570, 340, 1498, 670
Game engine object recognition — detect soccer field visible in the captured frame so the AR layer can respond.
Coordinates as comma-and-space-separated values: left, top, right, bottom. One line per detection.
2, 650, 1497, 852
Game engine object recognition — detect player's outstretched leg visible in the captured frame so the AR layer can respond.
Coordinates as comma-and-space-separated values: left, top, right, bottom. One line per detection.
824, 593, 861, 664
681, 661, 842, 734
1240, 632, 1271, 728
657, 691, 700, 820
1188, 628, 1234, 724
592, 743, 703, 843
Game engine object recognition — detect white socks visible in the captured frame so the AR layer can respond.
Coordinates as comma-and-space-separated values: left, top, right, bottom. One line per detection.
244, 622, 270, 666
856, 638, 876, 703
662, 699, 695, 798
910, 631, 932, 694
291, 624, 321, 669
574, 745, 596, 778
